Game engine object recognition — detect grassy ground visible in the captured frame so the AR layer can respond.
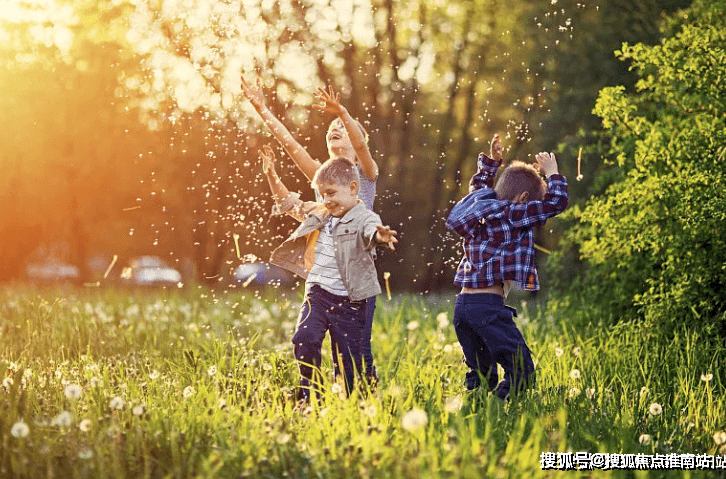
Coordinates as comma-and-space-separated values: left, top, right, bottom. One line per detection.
1, 285, 724, 478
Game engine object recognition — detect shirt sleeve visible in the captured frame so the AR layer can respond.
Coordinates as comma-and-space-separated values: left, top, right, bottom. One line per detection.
469, 153, 502, 192
272, 192, 321, 223
446, 189, 502, 238
505, 174, 569, 228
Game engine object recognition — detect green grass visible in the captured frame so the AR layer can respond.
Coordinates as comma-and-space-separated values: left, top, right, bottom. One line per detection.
1, 285, 725, 478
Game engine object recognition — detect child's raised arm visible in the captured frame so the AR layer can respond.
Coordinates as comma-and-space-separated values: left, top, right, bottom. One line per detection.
313, 86, 378, 181
242, 75, 322, 181
259, 145, 289, 202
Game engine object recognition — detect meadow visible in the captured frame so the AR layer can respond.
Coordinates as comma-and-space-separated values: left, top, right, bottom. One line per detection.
1, 285, 725, 478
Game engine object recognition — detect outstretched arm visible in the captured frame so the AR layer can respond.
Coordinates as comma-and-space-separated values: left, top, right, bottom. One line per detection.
242, 76, 321, 180
259, 145, 290, 202
313, 86, 378, 180
374, 225, 398, 251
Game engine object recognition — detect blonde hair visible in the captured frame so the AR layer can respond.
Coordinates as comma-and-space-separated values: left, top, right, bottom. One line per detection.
312, 158, 360, 189
494, 161, 546, 202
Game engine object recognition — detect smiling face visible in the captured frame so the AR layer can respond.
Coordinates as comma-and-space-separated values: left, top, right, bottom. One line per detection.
316, 180, 359, 217
326, 119, 354, 160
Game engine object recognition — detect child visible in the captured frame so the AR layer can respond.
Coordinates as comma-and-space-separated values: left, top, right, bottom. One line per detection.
259, 145, 397, 401
241, 78, 380, 383
445, 134, 569, 400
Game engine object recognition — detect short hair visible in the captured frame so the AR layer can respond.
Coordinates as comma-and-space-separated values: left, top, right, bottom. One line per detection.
494, 161, 546, 202
312, 157, 360, 189
327, 117, 369, 144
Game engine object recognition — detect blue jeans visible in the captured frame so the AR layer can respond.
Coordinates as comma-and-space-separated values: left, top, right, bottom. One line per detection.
292, 285, 366, 400
453, 293, 535, 399
331, 296, 377, 381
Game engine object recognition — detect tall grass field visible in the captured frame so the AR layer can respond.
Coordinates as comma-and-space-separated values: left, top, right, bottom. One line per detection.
1, 285, 725, 478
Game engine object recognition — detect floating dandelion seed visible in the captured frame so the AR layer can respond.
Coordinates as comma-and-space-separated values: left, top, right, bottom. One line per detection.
639, 434, 652, 445
554, 347, 564, 357
64, 384, 82, 400
401, 408, 428, 431
407, 320, 419, 331
52, 411, 73, 428
11, 420, 30, 438
79, 419, 92, 432
701, 373, 713, 382
436, 312, 449, 329
109, 397, 125, 410
648, 403, 662, 416
570, 369, 581, 380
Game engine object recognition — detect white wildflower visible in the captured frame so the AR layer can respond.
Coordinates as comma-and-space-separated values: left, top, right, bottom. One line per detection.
701, 373, 713, 382
11, 420, 30, 438
648, 403, 662, 416
444, 396, 463, 413
570, 369, 581, 380
554, 347, 564, 357
183, 386, 196, 399
401, 408, 428, 432
639, 434, 652, 445
64, 384, 82, 401
52, 411, 73, 428
407, 320, 419, 331
109, 396, 125, 410
713, 430, 726, 446
436, 312, 449, 329
79, 419, 92, 432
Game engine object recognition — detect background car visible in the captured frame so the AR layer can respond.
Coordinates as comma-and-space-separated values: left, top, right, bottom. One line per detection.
233, 262, 295, 288
123, 256, 182, 287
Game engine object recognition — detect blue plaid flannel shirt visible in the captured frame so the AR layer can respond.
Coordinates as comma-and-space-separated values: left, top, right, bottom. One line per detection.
446, 153, 569, 290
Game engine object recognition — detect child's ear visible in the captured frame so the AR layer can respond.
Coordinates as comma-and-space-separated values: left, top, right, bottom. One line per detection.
517, 191, 529, 203
349, 181, 359, 194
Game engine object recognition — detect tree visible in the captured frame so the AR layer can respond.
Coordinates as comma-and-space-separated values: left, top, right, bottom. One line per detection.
552, 0, 726, 333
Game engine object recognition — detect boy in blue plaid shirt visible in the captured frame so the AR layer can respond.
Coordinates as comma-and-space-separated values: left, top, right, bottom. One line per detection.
446, 134, 568, 400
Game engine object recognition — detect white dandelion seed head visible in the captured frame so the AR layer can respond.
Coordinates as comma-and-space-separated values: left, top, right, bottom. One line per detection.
572, 347, 581, 356
570, 369, 581, 380
3, 376, 14, 388
554, 347, 564, 357
401, 408, 428, 431
183, 386, 196, 399
132, 404, 146, 416
640, 386, 648, 398
330, 383, 344, 396
407, 320, 420, 331
444, 396, 463, 413
648, 403, 662, 416
149, 370, 160, 380
78, 449, 94, 460
364, 405, 377, 418
109, 396, 125, 410
567, 387, 581, 399
64, 384, 82, 400
11, 420, 30, 438
436, 312, 449, 329
207, 365, 217, 376
52, 411, 73, 428
701, 373, 713, 382
79, 419, 92, 432
276, 433, 291, 444
639, 434, 652, 445
443, 344, 453, 354
585, 388, 596, 400
713, 430, 726, 446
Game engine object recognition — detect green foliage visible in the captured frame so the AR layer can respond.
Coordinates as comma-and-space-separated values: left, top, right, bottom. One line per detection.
552, 0, 726, 334
1, 287, 724, 478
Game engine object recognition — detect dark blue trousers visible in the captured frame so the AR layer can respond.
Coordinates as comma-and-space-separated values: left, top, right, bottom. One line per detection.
453, 293, 535, 400
331, 296, 377, 381
292, 285, 366, 400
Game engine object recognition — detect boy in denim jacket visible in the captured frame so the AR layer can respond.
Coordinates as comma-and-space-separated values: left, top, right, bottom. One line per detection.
259, 146, 397, 401
446, 134, 568, 400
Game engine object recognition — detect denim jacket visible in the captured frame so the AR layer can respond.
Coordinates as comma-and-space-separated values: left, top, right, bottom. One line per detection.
270, 193, 382, 301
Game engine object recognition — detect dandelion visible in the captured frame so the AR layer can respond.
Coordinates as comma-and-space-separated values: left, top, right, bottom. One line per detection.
78, 449, 94, 460
90, 376, 100, 387
79, 419, 92, 432
648, 403, 662, 416
639, 434, 652, 445
701, 373, 713, 382
572, 347, 581, 356
585, 388, 596, 400
640, 386, 648, 398
443, 344, 453, 354
554, 347, 564, 357
132, 404, 146, 416
183, 386, 196, 399
331, 383, 344, 396
364, 404, 377, 418
401, 408, 428, 431
444, 396, 463, 413
64, 384, 82, 401
149, 370, 160, 380
570, 369, 581, 380
109, 396, 125, 410
11, 420, 30, 438
713, 430, 726, 446
407, 320, 419, 331
52, 411, 73, 428
218, 398, 227, 410
207, 365, 217, 376
436, 312, 449, 329
276, 433, 291, 445
567, 387, 581, 398
2, 376, 14, 388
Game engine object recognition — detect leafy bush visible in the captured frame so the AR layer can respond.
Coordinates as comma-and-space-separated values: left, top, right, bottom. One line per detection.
551, 0, 726, 335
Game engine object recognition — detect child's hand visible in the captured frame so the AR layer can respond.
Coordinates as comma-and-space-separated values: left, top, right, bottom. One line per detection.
312, 86, 346, 116
490, 134, 503, 162
375, 225, 398, 251
535, 152, 559, 177
258, 145, 277, 175
240, 76, 266, 109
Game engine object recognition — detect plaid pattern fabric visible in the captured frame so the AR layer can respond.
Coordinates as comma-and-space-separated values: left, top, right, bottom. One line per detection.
447, 153, 569, 291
